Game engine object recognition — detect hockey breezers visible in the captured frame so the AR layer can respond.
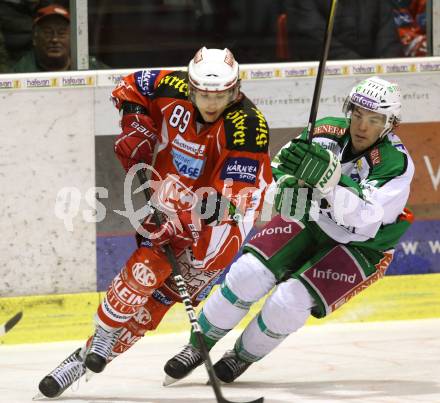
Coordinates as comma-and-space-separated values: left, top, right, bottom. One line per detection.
136, 167, 264, 403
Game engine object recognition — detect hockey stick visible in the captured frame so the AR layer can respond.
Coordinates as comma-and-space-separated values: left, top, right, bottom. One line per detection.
0, 311, 23, 336
136, 169, 263, 403
306, 0, 338, 143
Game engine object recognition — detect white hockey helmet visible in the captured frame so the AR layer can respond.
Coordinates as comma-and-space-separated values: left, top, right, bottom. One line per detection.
343, 76, 402, 137
188, 47, 240, 93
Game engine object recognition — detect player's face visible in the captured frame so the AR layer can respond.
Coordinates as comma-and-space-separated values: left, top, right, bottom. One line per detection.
193, 89, 233, 123
350, 106, 386, 153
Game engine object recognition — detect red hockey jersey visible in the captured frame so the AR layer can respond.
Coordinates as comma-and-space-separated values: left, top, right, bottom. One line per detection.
112, 69, 273, 278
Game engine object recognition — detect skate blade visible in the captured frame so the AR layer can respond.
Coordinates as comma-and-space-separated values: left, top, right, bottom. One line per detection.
163, 374, 180, 387
85, 369, 96, 382
32, 392, 45, 401
163, 367, 198, 387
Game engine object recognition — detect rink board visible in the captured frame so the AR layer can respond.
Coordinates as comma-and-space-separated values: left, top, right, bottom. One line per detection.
1, 59, 440, 298
1, 272, 439, 345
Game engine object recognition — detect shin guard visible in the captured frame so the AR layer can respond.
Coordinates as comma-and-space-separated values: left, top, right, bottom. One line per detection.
97, 247, 172, 329
110, 296, 174, 360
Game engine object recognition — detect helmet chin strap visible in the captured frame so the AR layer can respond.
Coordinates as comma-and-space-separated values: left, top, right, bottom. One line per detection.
379, 116, 399, 138
224, 85, 242, 109
379, 127, 391, 138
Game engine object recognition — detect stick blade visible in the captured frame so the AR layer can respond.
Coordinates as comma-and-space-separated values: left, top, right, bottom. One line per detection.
206, 378, 265, 403
220, 396, 264, 403
2, 311, 23, 334
245, 398, 264, 403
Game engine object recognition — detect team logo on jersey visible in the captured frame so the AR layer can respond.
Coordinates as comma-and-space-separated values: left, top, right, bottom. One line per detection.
152, 289, 174, 306
134, 69, 160, 96
391, 137, 406, 151
131, 262, 157, 287
172, 134, 206, 156
225, 110, 248, 147
311, 268, 357, 284
220, 157, 260, 184
350, 159, 363, 182
349, 158, 369, 183
253, 107, 269, 148
158, 73, 188, 95
154, 174, 196, 214
369, 148, 381, 165
313, 124, 346, 137
172, 149, 205, 179
132, 307, 152, 326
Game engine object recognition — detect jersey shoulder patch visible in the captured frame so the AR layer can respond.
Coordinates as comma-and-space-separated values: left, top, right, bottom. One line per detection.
223, 97, 269, 153
312, 117, 348, 139
368, 147, 382, 166
152, 70, 189, 100
368, 138, 408, 178
133, 69, 163, 97
297, 116, 348, 143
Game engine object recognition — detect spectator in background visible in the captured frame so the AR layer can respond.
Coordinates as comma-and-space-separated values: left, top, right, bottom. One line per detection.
285, 0, 403, 61
13, 4, 107, 72
14, 4, 69, 72
393, 0, 427, 56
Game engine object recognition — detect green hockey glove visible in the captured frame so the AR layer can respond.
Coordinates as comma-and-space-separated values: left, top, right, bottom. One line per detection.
289, 142, 341, 193
275, 175, 311, 218
275, 175, 297, 212
277, 140, 305, 175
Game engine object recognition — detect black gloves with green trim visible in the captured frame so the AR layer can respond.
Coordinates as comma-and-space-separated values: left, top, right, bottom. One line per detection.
278, 140, 341, 194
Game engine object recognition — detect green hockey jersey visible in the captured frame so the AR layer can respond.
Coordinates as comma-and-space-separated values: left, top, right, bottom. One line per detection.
272, 117, 415, 250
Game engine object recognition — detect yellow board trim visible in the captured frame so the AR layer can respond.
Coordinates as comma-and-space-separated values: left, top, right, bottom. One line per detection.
1, 273, 439, 345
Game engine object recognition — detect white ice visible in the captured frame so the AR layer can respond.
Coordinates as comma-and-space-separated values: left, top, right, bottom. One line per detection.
1, 319, 439, 403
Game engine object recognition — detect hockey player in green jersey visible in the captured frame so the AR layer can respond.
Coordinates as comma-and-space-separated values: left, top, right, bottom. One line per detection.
163, 76, 415, 384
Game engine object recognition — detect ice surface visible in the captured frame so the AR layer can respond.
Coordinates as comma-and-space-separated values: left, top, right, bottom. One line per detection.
1, 319, 439, 403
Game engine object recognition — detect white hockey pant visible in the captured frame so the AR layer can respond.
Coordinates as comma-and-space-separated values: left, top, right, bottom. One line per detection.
237, 277, 315, 361
200, 253, 315, 360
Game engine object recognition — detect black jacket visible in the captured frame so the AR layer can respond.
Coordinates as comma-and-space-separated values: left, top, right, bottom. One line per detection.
285, 0, 403, 61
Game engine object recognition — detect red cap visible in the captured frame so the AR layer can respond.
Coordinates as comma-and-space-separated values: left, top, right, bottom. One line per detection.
34, 5, 70, 25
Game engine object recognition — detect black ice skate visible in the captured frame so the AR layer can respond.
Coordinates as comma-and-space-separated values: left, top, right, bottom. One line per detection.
163, 343, 204, 386
38, 347, 86, 398
214, 349, 253, 383
84, 325, 121, 373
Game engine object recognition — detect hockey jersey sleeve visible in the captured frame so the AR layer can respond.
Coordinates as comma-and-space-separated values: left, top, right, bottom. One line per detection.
111, 70, 173, 171
322, 145, 414, 240
111, 69, 173, 111
271, 119, 414, 243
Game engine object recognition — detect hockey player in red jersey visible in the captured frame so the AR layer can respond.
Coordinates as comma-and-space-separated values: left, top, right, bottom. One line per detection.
37, 47, 273, 398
